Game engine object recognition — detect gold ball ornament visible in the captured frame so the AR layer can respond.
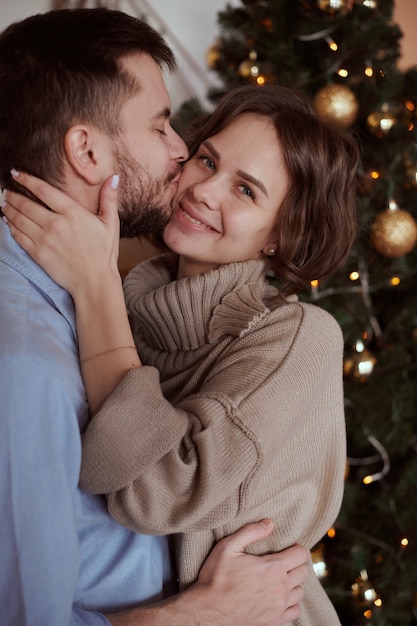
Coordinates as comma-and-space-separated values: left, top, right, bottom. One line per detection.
344, 349, 377, 380
206, 42, 221, 69
367, 102, 399, 137
317, 0, 354, 14
238, 50, 259, 78
313, 84, 359, 128
371, 202, 417, 258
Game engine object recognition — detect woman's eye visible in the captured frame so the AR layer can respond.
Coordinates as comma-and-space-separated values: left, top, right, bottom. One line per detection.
157, 128, 167, 136
200, 156, 215, 171
239, 185, 255, 200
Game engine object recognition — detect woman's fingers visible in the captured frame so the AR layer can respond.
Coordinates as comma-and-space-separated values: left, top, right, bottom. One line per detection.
10, 170, 82, 216
2, 198, 46, 253
2, 172, 121, 293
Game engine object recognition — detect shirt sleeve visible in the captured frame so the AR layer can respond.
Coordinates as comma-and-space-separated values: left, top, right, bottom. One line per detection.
0, 354, 110, 626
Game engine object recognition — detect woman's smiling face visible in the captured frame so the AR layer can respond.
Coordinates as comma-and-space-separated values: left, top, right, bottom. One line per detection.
163, 113, 290, 278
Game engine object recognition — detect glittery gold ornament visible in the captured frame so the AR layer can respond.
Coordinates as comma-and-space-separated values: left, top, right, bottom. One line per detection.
367, 102, 399, 137
317, 0, 354, 14
313, 84, 359, 128
371, 201, 417, 258
206, 41, 221, 69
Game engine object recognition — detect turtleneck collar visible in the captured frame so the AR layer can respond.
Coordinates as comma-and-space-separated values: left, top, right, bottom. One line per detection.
124, 255, 272, 353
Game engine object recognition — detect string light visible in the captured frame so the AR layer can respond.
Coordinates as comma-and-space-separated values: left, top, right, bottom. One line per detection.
352, 569, 380, 604
390, 276, 400, 286
310, 279, 319, 299
362, 434, 390, 484
364, 60, 373, 77
325, 35, 338, 51
355, 339, 365, 353
338, 68, 349, 77
349, 271, 360, 281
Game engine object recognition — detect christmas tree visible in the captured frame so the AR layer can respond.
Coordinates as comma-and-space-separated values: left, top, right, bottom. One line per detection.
201, 1, 417, 624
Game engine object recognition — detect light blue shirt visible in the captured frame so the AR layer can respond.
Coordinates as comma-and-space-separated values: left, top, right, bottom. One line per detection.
0, 221, 174, 625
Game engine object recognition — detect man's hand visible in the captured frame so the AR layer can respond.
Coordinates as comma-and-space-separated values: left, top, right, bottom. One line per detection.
106, 519, 309, 625
190, 518, 308, 625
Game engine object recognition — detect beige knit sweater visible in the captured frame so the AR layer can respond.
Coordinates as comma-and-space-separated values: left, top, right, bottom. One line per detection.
80, 256, 345, 625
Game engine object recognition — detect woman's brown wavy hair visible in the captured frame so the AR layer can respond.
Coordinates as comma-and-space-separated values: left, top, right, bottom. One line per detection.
184, 83, 360, 295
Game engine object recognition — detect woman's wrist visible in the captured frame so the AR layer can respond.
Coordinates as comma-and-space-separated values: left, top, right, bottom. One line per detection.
71, 263, 123, 302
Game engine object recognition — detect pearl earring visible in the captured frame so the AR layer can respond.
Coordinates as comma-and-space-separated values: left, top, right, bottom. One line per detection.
268, 248, 276, 256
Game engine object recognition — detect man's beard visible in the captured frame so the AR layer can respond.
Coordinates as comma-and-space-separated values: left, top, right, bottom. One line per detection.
112, 142, 175, 239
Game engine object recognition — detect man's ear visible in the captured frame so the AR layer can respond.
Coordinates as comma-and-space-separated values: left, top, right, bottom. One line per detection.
64, 125, 104, 185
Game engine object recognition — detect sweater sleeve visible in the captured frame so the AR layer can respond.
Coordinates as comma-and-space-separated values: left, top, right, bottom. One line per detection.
80, 366, 259, 533
80, 302, 344, 538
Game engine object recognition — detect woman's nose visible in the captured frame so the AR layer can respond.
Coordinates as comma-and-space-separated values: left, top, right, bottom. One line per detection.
191, 175, 222, 211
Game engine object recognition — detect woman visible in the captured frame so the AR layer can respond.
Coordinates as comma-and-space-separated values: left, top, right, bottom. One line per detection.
3, 84, 359, 625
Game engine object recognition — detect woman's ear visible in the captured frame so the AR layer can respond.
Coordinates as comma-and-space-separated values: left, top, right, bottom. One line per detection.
64, 125, 103, 185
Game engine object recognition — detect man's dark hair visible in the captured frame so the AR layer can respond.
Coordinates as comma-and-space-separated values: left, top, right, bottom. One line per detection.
0, 8, 175, 188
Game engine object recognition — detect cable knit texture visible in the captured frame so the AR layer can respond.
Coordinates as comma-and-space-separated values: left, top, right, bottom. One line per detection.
80, 255, 345, 626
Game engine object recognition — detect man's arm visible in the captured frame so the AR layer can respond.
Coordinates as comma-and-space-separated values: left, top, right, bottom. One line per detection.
0, 355, 89, 625
106, 520, 309, 626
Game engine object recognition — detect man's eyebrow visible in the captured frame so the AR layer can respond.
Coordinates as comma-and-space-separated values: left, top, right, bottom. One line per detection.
202, 140, 268, 198
153, 107, 171, 120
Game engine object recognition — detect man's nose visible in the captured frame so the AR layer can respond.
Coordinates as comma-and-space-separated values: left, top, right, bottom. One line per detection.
168, 126, 188, 162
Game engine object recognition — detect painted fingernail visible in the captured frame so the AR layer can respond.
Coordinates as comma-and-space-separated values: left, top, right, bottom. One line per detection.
2, 215, 8, 224
111, 174, 120, 190
10, 168, 20, 177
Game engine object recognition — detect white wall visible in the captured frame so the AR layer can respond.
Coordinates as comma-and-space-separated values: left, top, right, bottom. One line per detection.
0, 0, 239, 111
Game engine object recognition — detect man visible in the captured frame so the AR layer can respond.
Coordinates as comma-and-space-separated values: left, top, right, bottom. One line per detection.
0, 9, 308, 625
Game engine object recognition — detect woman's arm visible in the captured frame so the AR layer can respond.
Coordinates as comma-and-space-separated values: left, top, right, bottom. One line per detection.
2, 172, 141, 413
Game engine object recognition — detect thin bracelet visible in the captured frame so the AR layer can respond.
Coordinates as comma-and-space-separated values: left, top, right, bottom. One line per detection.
80, 346, 137, 365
